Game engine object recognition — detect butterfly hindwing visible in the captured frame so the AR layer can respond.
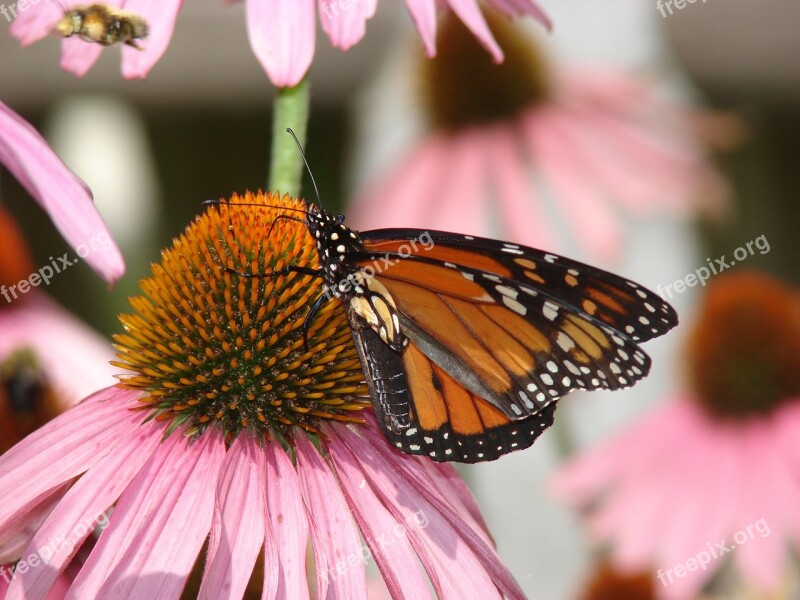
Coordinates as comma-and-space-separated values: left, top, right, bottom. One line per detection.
350, 323, 557, 463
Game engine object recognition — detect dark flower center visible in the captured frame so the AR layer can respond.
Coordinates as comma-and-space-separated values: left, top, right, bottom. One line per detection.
578, 561, 655, 600
688, 271, 800, 420
113, 192, 369, 440
421, 9, 551, 132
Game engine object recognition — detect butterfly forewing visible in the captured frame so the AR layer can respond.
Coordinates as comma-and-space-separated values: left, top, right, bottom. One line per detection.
359, 229, 677, 342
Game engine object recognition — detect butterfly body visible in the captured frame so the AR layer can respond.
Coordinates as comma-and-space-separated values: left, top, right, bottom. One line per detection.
296, 202, 678, 463
306, 205, 408, 352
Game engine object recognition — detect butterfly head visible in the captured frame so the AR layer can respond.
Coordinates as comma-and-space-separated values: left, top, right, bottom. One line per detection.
305, 204, 362, 279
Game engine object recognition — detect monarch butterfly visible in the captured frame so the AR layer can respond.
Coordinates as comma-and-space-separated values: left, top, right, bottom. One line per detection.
220, 133, 678, 463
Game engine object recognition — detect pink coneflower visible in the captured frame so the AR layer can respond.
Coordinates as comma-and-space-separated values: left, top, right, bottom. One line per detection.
348, 12, 726, 263
10, 0, 549, 86
0, 102, 123, 283
0, 192, 525, 599
551, 271, 800, 599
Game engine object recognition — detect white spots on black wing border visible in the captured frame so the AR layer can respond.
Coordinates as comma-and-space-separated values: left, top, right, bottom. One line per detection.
394, 403, 557, 463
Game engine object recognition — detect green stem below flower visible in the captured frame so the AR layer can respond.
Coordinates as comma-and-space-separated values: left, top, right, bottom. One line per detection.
268, 78, 311, 198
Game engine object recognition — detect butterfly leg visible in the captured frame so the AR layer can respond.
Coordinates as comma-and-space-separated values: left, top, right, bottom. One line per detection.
301, 292, 331, 352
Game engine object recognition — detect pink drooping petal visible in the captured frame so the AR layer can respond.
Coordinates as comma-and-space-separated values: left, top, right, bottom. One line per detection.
544, 109, 660, 217
486, 121, 555, 249
732, 422, 788, 593
121, 0, 185, 79
402, 0, 437, 57
561, 68, 659, 117
8, 1, 63, 46
0, 486, 70, 566
68, 428, 226, 599
426, 129, 488, 236
246, 0, 316, 88
59, 36, 104, 77
264, 438, 310, 599
199, 434, 267, 600
584, 419, 703, 551
295, 433, 368, 600
642, 419, 730, 599
773, 401, 800, 544
550, 400, 698, 506
525, 108, 621, 261
0, 103, 124, 283
0, 388, 141, 550
6, 422, 162, 600
319, 0, 378, 51
656, 424, 740, 599
416, 460, 493, 546
348, 134, 452, 231
0, 294, 118, 408
445, 0, 503, 62
566, 99, 706, 215
486, 0, 551, 30
325, 425, 433, 600
343, 419, 526, 600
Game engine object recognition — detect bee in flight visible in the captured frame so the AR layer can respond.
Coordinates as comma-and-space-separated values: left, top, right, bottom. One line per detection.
55, 4, 148, 49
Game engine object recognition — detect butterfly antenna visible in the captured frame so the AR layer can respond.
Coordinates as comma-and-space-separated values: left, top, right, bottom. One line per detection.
286, 128, 323, 209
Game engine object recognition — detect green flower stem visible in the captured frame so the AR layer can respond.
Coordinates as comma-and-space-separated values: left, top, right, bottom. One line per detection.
268, 78, 311, 198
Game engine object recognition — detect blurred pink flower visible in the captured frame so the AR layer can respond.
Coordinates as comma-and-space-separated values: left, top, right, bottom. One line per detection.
349, 65, 727, 263
9, 0, 549, 87
552, 397, 800, 600
0, 390, 524, 600
0, 102, 123, 284
551, 272, 800, 599
0, 206, 118, 447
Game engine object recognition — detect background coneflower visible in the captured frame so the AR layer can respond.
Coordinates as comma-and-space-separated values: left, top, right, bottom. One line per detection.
552, 271, 800, 599
348, 10, 726, 262
0, 192, 525, 600
0, 206, 119, 425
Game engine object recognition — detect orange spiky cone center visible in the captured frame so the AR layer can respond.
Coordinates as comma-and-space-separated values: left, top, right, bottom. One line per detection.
113, 191, 369, 440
